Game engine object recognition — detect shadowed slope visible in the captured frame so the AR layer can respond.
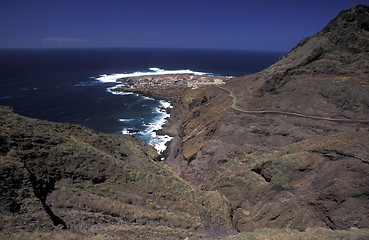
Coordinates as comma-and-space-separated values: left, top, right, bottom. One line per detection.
0, 106, 233, 239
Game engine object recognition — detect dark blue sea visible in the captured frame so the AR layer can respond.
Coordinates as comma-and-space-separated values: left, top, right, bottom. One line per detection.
0, 48, 283, 152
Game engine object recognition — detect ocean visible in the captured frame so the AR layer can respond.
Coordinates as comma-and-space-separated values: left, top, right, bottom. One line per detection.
0, 48, 283, 153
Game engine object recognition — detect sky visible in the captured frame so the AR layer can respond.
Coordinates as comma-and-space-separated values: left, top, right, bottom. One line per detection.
0, 0, 368, 51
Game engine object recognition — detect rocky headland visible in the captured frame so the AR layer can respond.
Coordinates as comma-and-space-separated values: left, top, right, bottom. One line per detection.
1, 4, 369, 240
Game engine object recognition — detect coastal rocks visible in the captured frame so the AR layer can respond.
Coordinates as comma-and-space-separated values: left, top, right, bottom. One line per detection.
2, 4, 369, 240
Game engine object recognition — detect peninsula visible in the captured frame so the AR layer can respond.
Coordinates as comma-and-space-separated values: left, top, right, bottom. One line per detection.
126, 74, 228, 89
1, 5, 369, 240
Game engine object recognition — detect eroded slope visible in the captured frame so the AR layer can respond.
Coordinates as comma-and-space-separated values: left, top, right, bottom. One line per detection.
0, 106, 233, 239
163, 5, 369, 233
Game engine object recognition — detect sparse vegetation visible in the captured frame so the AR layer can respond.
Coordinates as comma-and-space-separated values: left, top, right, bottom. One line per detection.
2, 5, 369, 240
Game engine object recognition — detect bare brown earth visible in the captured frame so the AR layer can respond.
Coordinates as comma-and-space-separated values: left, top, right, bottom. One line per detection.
220, 86, 369, 124
161, 4, 369, 237
225, 227, 369, 240
1, 5, 369, 240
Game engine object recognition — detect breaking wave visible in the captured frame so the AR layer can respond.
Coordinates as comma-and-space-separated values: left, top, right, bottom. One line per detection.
95, 67, 211, 83
93, 68, 193, 155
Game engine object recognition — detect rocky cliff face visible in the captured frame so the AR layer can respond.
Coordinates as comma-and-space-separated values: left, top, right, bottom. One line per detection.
0, 106, 233, 239
163, 4, 369, 235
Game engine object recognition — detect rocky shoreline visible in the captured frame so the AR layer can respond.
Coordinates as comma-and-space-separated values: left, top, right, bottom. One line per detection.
1, 5, 369, 240
110, 75, 223, 159
111, 85, 186, 156
115, 4, 369, 234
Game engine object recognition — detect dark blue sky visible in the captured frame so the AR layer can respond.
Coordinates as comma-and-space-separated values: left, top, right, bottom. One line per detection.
0, 0, 368, 51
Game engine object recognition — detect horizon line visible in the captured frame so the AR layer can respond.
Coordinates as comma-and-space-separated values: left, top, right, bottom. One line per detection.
0, 46, 287, 54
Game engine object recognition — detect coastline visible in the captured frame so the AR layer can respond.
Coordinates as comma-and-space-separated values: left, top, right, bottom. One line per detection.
114, 85, 186, 158
95, 69, 229, 157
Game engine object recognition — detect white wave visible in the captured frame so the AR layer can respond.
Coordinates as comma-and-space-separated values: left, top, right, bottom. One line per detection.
149, 67, 163, 72
96, 74, 126, 83
142, 105, 172, 154
106, 83, 137, 96
159, 100, 173, 109
109, 91, 135, 96
120, 104, 172, 155
145, 113, 169, 134
107, 83, 127, 91
141, 98, 173, 154
95, 67, 211, 83
96, 68, 179, 155
141, 95, 154, 101
152, 135, 173, 155
121, 128, 141, 135
122, 129, 133, 135
155, 108, 166, 114
119, 118, 134, 122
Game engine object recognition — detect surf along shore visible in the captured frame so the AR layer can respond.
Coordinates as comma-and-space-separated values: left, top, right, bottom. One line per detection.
105, 72, 231, 158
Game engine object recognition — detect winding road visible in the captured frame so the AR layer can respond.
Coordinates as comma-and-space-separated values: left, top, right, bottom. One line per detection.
219, 87, 369, 124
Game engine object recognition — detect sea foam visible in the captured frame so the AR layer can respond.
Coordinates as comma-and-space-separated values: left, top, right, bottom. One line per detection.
107, 84, 135, 95
143, 100, 173, 154
96, 67, 210, 83
119, 118, 134, 122
95, 68, 207, 155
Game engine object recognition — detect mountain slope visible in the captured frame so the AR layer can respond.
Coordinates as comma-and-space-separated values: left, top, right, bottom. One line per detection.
231, 4, 369, 120
163, 4, 369, 233
2, 5, 369, 239
0, 106, 233, 239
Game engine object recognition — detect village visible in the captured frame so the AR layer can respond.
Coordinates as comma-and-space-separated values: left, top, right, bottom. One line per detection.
125, 74, 230, 89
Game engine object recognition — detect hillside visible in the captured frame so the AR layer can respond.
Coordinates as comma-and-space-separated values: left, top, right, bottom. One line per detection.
1, 4, 369, 240
232, 4, 369, 119
0, 106, 233, 239
162, 4, 369, 235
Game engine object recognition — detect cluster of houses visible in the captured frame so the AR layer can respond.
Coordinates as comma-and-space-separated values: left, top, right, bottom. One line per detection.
127, 74, 227, 89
